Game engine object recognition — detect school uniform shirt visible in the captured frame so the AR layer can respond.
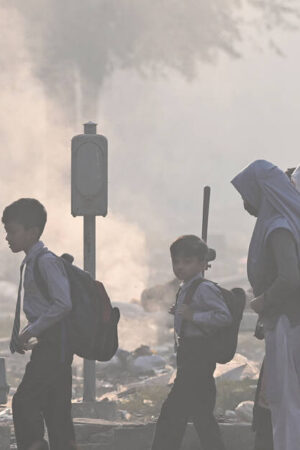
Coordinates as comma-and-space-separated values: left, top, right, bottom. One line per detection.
174, 273, 232, 346
22, 241, 72, 338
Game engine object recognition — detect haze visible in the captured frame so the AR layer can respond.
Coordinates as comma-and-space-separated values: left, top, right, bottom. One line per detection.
1, 1, 300, 301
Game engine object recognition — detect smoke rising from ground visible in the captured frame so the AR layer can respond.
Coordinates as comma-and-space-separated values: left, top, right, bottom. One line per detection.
0, 5, 149, 303
6, 1, 300, 119
1, 1, 300, 309
7, 0, 242, 119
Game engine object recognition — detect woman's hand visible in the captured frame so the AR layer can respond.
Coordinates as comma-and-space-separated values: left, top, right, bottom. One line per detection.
250, 295, 264, 314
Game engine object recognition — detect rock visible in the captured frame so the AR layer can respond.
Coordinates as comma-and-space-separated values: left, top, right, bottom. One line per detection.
215, 354, 259, 381
127, 355, 166, 376
98, 371, 174, 403
225, 410, 237, 421
235, 401, 254, 423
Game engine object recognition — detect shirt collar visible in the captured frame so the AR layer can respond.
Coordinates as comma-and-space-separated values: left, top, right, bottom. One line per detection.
180, 272, 203, 292
22, 241, 45, 266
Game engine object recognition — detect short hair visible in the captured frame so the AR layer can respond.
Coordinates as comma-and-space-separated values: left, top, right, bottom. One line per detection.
2, 198, 47, 237
170, 235, 208, 261
285, 167, 296, 180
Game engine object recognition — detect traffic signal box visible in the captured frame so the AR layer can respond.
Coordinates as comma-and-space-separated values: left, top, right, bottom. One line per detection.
71, 122, 108, 217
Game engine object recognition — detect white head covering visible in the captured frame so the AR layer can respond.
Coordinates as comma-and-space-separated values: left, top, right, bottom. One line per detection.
232, 160, 300, 296
291, 166, 300, 193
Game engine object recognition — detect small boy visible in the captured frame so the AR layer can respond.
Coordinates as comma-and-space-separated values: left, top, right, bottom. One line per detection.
151, 235, 232, 450
2, 198, 77, 450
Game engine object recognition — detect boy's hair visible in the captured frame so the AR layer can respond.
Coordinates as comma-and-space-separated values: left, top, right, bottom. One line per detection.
285, 167, 296, 180
170, 235, 208, 261
2, 198, 47, 237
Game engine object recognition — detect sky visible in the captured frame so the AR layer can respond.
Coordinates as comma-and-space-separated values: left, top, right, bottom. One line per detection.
1, 1, 300, 301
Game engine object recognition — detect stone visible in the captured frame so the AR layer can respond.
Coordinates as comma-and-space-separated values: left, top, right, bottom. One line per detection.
225, 409, 237, 420
215, 354, 259, 381
235, 401, 254, 423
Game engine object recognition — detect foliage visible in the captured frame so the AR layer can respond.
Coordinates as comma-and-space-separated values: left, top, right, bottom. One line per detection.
7, 0, 300, 118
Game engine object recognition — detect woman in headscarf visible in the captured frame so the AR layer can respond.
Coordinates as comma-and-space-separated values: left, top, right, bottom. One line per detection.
232, 160, 300, 450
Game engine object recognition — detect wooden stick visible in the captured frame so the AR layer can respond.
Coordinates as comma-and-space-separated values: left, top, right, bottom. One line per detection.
202, 186, 211, 243
201, 186, 211, 277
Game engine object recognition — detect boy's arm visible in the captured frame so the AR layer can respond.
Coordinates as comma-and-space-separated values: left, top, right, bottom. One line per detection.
190, 283, 232, 331
25, 254, 72, 338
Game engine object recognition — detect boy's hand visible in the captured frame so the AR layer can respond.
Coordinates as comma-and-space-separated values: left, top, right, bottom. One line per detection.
18, 326, 33, 347
23, 338, 38, 351
250, 295, 264, 314
177, 304, 194, 321
14, 340, 25, 355
169, 304, 176, 315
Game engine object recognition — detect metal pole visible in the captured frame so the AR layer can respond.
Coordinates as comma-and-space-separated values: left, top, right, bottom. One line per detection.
83, 215, 96, 401
201, 186, 211, 244
201, 186, 211, 277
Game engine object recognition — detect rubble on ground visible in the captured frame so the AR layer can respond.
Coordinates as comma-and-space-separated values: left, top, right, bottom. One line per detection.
215, 353, 259, 381
0, 276, 264, 450
235, 401, 254, 423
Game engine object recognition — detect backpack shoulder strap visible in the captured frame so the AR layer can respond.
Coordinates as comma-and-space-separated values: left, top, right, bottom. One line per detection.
178, 277, 206, 340
33, 250, 55, 302
183, 277, 206, 305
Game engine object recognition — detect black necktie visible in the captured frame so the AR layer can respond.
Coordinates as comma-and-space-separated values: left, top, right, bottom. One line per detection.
10, 264, 25, 354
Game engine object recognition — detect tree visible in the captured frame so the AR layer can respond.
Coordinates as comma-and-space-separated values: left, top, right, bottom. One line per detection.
9, 0, 300, 118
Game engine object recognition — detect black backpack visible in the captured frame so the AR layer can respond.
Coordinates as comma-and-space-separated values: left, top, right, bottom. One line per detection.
34, 250, 120, 362
183, 279, 245, 364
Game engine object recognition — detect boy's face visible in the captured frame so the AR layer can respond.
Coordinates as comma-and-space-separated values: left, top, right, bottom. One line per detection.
172, 254, 206, 282
4, 221, 39, 253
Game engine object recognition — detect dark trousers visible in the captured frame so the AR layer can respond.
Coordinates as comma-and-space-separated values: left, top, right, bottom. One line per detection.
254, 406, 273, 450
13, 324, 75, 450
253, 362, 274, 450
152, 340, 226, 450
